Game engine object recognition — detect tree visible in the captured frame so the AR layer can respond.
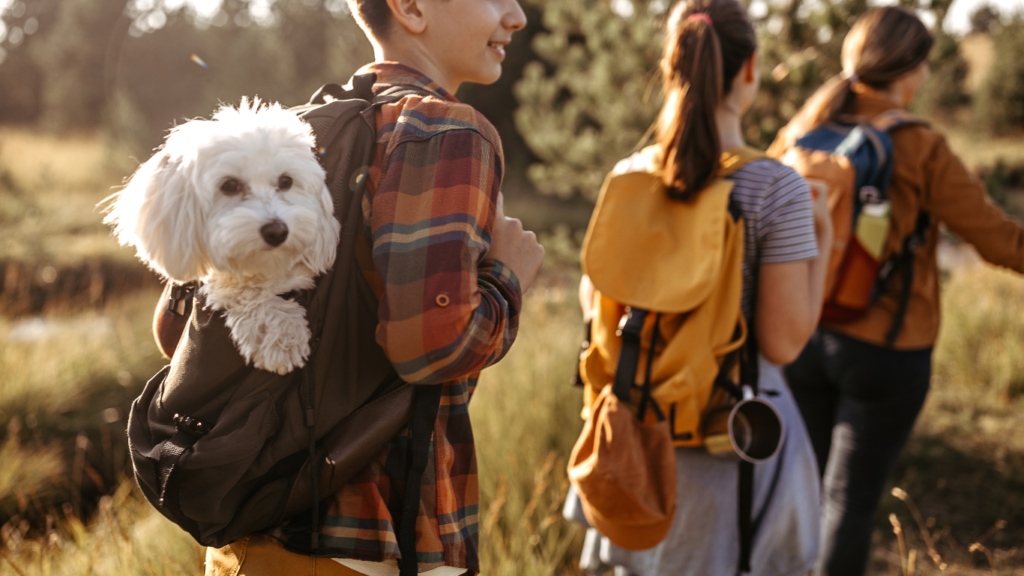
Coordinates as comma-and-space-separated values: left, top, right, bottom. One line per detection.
514, 0, 665, 200
514, 0, 866, 201
0, 0, 60, 123
27, 0, 131, 130
515, 0, 963, 201
970, 4, 1000, 35
974, 16, 1024, 134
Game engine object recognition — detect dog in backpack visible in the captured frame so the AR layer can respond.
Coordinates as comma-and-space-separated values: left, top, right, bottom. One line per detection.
104, 98, 340, 375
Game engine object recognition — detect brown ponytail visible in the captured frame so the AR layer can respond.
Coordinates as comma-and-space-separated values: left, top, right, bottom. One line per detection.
656, 0, 756, 201
772, 7, 934, 153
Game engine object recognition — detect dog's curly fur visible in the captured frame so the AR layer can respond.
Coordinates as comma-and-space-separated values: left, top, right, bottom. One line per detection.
104, 98, 340, 374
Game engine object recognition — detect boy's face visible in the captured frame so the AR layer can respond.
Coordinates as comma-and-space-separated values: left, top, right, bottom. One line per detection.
420, 0, 527, 88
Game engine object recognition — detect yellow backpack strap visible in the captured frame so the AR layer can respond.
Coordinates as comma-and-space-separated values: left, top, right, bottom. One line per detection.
719, 146, 769, 178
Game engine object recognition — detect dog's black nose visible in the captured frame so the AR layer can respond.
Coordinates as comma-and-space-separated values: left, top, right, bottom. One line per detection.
260, 220, 289, 247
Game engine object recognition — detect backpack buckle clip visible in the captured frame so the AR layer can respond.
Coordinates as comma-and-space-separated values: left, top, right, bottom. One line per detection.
173, 413, 210, 437
167, 283, 196, 317
615, 307, 648, 339
859, 185, 882, 205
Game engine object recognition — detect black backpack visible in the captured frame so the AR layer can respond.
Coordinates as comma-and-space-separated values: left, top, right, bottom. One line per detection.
127, 74, 441, 576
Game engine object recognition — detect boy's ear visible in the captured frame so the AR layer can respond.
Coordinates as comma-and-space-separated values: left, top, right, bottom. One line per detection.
386, 0, 427, 34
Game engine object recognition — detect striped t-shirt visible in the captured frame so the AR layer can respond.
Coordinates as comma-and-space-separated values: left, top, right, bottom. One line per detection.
726, 158, 819, 319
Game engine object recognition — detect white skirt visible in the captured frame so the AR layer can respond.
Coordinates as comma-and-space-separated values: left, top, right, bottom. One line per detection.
564, 356, 821, 576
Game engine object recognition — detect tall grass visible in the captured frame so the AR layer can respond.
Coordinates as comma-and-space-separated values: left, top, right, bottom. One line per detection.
471, 274, 587, 575
933, 263, 1024, 405
0, 275, 590, 576
869, 263, 1024, 575
0, 129, 130, 265
0, 289, 165, 421
4, 128, 1024, 575
0, 481, 202, 576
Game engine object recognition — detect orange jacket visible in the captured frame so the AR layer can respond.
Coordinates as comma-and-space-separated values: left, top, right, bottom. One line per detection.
810, 91, 1024, 349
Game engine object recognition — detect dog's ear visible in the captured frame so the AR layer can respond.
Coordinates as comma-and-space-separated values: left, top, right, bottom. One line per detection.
104, 144, 210, 282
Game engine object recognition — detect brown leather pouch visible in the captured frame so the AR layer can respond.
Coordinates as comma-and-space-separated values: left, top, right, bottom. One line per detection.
153, 281, 193, 359
283, 379, 415, 518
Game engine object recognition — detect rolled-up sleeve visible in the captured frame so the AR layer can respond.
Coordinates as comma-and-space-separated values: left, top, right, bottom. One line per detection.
370, 129, 522, 384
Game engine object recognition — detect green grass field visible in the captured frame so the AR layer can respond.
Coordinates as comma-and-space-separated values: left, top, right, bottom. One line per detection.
2, 128, 1024, 576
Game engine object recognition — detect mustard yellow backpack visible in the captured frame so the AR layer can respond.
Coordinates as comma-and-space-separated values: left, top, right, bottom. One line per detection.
577, 145, 767, 446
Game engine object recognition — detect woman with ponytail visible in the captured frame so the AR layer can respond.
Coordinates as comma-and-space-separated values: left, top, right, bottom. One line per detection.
774, 8, 1024, 576
564, 0, 831, 573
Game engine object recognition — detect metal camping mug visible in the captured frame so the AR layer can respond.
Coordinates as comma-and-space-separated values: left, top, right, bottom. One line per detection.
703, 386, 784, 463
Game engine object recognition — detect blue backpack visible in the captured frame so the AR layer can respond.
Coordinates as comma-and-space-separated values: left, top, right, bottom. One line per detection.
778, 109, 929, 346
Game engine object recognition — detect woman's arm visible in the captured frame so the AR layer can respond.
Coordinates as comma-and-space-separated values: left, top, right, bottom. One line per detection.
756, 185, 833, 365
922, 135, 1024, 273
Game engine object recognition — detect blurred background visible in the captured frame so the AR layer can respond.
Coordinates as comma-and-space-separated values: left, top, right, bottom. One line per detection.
1, 0, 1024, 574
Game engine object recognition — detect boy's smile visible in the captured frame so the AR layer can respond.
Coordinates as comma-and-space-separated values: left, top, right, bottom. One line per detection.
488, 39, 509, 61
381, 0, 527, 93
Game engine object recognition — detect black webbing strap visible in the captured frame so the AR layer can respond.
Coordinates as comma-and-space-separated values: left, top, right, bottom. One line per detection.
398, 384, 443, 576
738, 306, 760, 573
299, 361, 320, 550
157, 415, 210, 507
636, 314, 666, 423
885, 211, 930, 346
738, 458, 755, 572
613, 308, 648, 403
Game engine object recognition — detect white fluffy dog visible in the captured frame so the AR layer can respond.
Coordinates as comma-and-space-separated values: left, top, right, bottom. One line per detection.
105, 99, 340, 375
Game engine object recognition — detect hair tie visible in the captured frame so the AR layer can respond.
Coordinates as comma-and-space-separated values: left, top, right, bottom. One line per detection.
843, 70, 859, 84
688, 13, 713, 26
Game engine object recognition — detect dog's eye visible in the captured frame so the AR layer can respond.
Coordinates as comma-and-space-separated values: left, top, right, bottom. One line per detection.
220, 179, 242, 195
277, 175, 293, 191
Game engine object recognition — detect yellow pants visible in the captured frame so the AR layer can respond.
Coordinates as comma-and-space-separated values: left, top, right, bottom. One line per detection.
205, 535, 364, 576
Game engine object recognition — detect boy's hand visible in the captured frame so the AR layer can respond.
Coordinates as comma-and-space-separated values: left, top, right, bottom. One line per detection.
487, 193, 545, 293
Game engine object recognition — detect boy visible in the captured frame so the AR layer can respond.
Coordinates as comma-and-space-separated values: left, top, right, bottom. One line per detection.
204, 0, 542, 574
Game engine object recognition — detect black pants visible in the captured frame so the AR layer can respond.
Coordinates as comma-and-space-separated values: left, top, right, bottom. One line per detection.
784, 328, 932, 576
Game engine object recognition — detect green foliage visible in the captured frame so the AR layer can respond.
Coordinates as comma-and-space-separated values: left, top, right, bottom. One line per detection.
934, 263, 1024, 402
983, 159, 1009, 207
471, 276, 586, 575
25, 0, 129, 131
514, 0, 976, 201
514, 0, 665, 200
0, 0, 372, 155
913, 32, 970, 118
513, 0, 877, 201
974, 17, 1024, 135
970, 3, 1000, 35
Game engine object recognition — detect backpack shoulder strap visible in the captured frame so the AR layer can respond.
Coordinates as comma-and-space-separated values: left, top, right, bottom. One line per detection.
869, 108, 929, 133
720, 146, 769, 178
372, 85, 436, 106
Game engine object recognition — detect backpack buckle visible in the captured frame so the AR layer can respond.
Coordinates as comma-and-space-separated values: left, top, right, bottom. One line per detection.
167, 283, 196, 317
173, 413, 210, 437
615, 308, 648, 339
859, 185, 882, 205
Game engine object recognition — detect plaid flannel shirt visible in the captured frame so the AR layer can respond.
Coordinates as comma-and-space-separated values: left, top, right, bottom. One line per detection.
272, 63, 521, 574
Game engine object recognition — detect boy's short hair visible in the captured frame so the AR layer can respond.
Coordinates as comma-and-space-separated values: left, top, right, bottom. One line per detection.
347, 0, 392, 38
